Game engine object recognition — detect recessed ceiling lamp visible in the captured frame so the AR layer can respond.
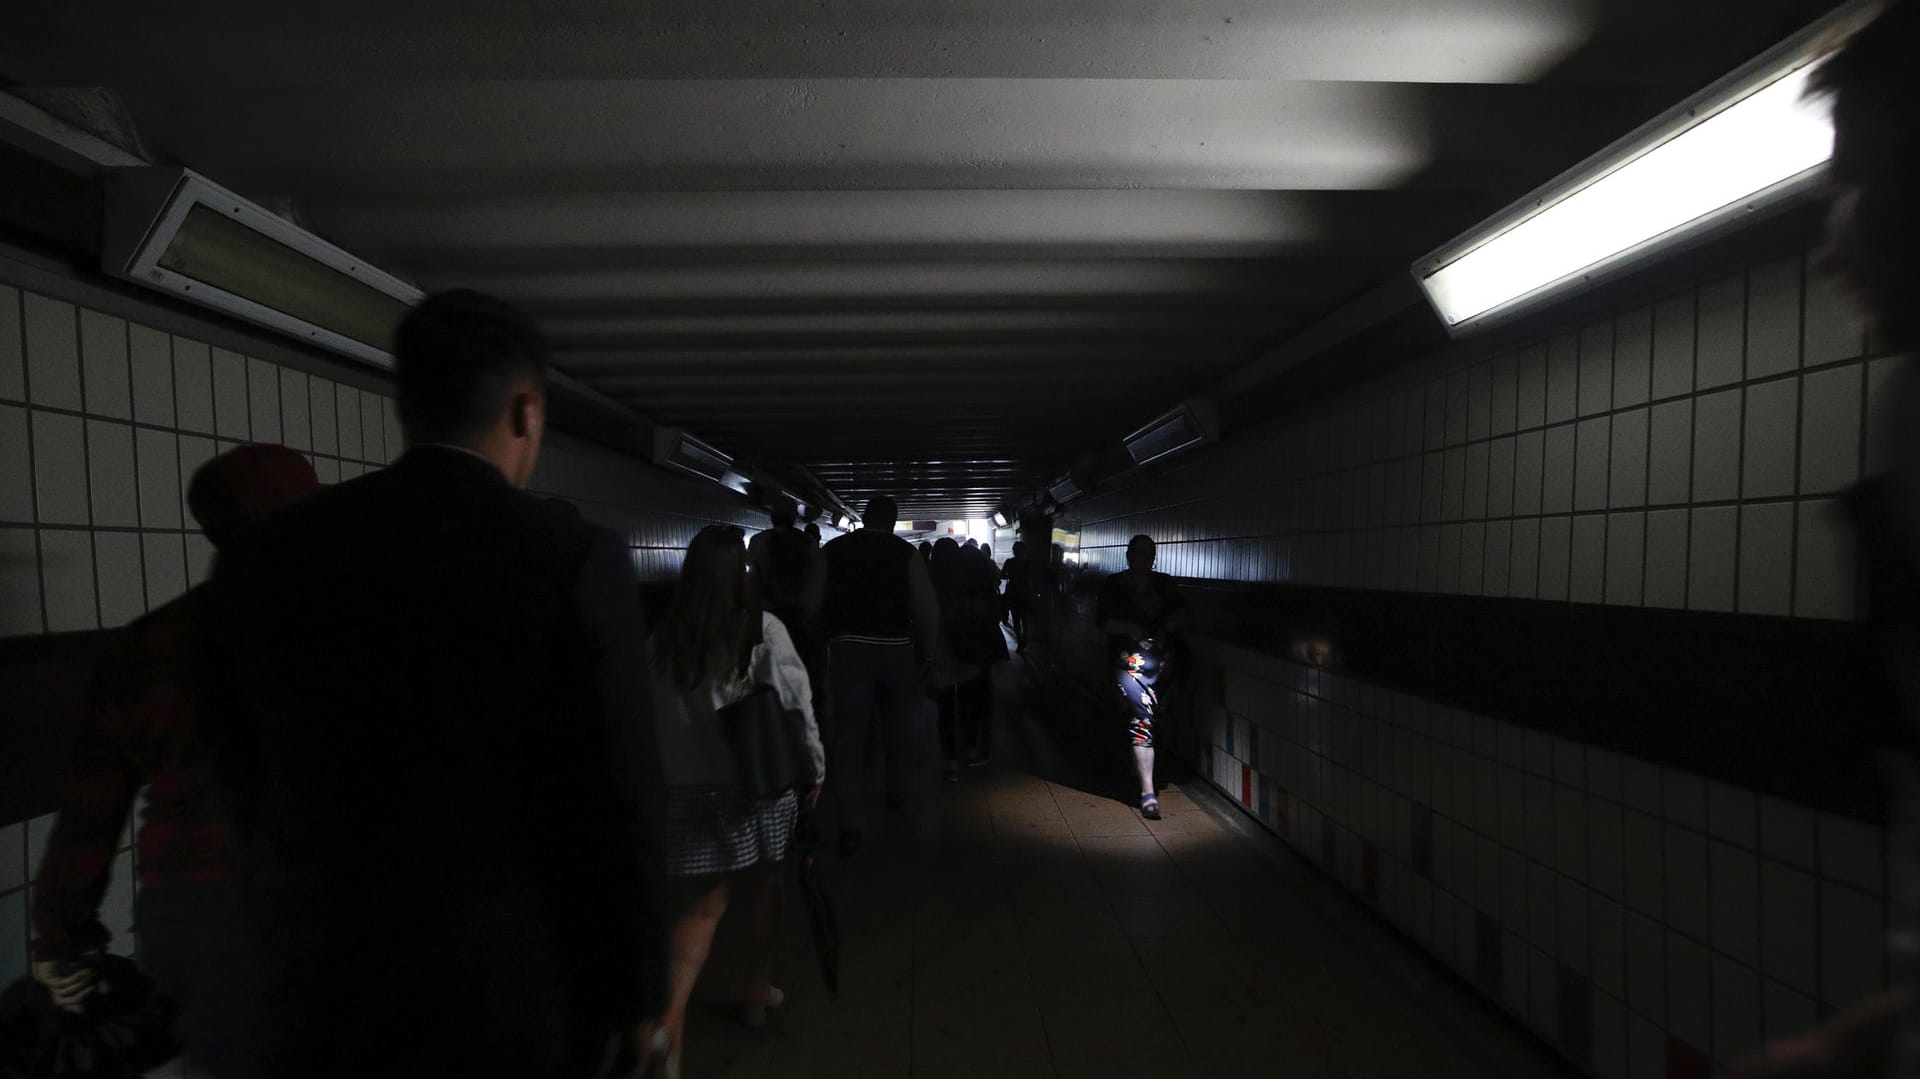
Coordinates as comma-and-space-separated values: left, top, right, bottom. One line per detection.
1413, 4, 1860, 335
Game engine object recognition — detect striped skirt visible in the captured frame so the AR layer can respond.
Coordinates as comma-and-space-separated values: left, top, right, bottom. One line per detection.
665, 784, 799, 877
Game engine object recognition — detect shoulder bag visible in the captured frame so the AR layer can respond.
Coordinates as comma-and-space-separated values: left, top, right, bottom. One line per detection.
717, 616, 807, 799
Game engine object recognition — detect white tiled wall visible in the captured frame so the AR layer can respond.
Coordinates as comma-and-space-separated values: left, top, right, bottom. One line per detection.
0, 278, 766, 988
1197, 649, 1885, 1077
1077, 251, 1885, 622
1068, 250, 1894, 1077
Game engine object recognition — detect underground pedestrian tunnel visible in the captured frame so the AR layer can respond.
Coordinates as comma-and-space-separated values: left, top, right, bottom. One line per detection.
0, 1, 1901, 1076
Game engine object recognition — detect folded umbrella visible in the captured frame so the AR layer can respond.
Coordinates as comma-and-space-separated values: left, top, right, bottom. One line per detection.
791, 805, 840, 1000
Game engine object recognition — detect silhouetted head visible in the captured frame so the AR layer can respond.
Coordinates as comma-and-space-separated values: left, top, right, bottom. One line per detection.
188, 444, 322, 550
769, 497, 799, 529
1817, 0, 1920, 349
918, 540, 933, 560
1013, 541, 1026, 556
930, 537, 964, 589
963, 537, 979, 550
805, 521, 822, 546
983, 544, 994, 560
864, 495, 898, 531
1126, 534, 1156, 572
654, 524, 751, 692
393, 289, 548, 487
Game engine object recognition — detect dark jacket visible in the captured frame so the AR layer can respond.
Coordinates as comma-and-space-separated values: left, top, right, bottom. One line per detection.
197, 447, 665, 1079
822, 528, 919, 643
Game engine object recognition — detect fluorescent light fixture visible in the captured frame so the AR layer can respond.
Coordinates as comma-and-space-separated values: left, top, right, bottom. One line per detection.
1048, 475, 1082, 505
1414, 9, 1851, 335
102, 167, 422, 366
652, 427, 751, 495
1124, 404, 1212, 468
990, 510, 1011, 529
834, 513, 858, 531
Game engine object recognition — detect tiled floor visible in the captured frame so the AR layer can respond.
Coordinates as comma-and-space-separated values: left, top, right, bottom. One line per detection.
680, 663, 1516, 1079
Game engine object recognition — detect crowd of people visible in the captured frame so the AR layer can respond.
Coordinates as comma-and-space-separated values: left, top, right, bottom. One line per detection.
15, 3, 1918, 1076
17, 288, 1177, 1078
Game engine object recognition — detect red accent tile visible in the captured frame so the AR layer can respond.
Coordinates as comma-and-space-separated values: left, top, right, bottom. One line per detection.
1667, 1037, 1710, 1079
1241, 764, 1252, 806
1362, 841, 1380, 902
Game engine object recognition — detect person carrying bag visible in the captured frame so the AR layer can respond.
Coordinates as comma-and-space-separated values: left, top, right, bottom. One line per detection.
650, 526, 826, 1078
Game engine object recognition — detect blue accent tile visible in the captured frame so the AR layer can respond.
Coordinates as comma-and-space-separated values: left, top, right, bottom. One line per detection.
1412, 803, 1435, 879
1476, 912, 1503, 994
0, 890, 24, 990
1559, 963, 1594, 1065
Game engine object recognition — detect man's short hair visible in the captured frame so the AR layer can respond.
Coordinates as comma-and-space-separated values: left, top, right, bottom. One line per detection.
865, 495, 898, 529
393, 290, 547, 443
1128, 534, 1156, 552
770, 497, 799, 529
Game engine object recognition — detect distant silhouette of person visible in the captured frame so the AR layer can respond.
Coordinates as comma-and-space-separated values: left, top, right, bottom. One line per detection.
1096, 535, 1186, 819
927, 539, 1006, 778
1001, 541, 1035, 652
650, 525, 823, 1076
804, 521, 822, 549
982, 543, 994, 565
750, 498, 828, 731
821, 496, 940, 855
747, 497, 798, 580
198, 290, 667, 1078
1730, 8, 1920, 1077
30, 445, 320, 1073
918, 539, 933, 562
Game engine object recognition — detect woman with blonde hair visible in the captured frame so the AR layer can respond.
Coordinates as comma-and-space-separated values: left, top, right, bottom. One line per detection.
651, 525, 824, 1076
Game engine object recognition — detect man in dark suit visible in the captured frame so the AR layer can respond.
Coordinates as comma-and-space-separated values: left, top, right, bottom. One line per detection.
198, 291, 666, 1078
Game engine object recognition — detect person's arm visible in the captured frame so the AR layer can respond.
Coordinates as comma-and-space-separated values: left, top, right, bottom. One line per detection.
30, 631, 146, 1009
756, 616, 826, 795
1158, 576, 1189, 636
572, 531, 669, 1029
906, 552, 943, 660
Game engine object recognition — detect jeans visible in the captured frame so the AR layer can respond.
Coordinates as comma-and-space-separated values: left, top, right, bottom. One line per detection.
136, 881, 243, 1073
829, 640, 922, 832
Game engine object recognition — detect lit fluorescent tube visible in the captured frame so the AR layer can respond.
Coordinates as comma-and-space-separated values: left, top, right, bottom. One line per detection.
1414, 10, 1850, 335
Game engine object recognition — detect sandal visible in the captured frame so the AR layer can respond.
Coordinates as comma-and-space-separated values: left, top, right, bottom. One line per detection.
1140, 794, 1161, 821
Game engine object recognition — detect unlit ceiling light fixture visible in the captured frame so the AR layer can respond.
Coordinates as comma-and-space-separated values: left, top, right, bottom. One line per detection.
1047, 475, 1082, 506
1413, 6, 1856, 335
1124, 402, 1217, 468
102, 167, 421, 366
653, 427, 752, 496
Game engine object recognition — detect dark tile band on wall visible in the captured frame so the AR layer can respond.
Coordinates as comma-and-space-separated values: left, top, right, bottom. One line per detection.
1166, 578, 1892, 823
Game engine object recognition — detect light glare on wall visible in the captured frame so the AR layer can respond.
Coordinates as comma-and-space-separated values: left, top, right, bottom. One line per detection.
1415, 37, 1839, 334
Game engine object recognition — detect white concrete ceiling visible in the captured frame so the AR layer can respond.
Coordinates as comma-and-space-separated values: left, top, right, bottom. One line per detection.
3, 0, 1841, 518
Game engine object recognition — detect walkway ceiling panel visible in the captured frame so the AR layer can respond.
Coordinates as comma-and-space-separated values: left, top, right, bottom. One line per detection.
3, 0, 1843, 515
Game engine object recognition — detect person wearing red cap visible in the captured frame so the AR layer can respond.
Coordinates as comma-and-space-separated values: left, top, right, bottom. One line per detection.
29, 443, 321, 1070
